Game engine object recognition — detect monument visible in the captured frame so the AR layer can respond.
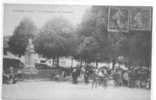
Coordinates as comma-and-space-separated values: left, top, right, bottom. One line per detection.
25, 38, 35, 67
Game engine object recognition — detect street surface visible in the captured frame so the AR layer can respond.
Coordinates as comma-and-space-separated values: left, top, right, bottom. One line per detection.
2, 80, 150, 100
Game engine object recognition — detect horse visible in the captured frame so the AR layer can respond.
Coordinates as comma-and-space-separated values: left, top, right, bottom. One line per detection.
90, 67, 110, 88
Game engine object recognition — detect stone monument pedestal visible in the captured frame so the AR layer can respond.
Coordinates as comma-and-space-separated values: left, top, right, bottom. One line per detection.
25, 39, 35, 68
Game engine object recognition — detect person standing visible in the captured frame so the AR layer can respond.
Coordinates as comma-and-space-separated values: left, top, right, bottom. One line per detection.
8, 66, 16, 84
72, 69, 78, 84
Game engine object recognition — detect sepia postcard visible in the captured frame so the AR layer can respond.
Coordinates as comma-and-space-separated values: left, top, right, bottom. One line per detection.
2, 4, 152, 100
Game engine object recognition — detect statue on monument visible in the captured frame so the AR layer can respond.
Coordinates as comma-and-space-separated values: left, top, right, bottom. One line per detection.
26, 38, 35, 53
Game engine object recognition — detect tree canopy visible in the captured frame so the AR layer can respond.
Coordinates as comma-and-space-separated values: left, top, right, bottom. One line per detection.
6, 6, 152, 67
34, 17, 76, 66
75, 6, 151, 67
8, 18, 37, 57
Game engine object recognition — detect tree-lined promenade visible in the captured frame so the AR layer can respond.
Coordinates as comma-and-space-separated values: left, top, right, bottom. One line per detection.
5, 6, 152, 68
2, 6, 151, 100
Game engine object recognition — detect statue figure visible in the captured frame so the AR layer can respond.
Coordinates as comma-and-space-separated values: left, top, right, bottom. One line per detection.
26, 38, 35, 53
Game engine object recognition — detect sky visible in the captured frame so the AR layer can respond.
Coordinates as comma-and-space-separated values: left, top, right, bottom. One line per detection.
3, 4, 91, 36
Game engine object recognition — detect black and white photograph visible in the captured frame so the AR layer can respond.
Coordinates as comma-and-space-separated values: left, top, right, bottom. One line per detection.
2, 4, 152, 100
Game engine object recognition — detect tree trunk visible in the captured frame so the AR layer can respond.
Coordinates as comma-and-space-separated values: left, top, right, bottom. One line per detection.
56, 56, 59, 67
96, 61, 98, 68
112, 58, 116, 71
80, 58, 82, 66
71, 57, 73, 69
84, 58, 87, 65
52, 57, 55, 67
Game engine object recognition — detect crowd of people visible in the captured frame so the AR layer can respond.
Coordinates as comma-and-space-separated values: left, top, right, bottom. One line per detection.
3, 63, 151, 90
71, 64, 151, 89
